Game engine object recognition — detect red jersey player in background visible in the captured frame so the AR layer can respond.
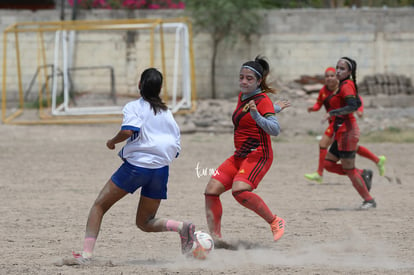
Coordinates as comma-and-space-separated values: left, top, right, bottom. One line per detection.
322, 57, 377, 209
305, 67, 386, 184
204, 56, 286, 248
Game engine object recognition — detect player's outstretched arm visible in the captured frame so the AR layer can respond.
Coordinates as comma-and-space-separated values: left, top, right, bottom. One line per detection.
274, 99, 291, 113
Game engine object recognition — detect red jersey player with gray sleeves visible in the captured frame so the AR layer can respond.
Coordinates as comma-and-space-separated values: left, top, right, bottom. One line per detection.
305, 67, 386, 184
204, 56, 286, 248
322, 57, 376, 209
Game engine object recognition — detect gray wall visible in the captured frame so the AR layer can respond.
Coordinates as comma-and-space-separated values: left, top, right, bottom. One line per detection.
1, 7, 413, 100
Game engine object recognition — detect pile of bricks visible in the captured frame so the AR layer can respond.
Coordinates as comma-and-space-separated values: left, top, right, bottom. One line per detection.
358, 74, 414, 95
294, 73, 414, 96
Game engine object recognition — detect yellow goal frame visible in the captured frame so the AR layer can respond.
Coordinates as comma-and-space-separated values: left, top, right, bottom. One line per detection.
1, 17, 196, 125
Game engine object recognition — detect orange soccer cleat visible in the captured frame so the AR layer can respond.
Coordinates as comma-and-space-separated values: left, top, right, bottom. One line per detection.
270, 216, 285, 241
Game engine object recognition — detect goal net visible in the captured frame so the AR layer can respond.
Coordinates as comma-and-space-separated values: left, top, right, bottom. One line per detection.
1, 18, 196, 124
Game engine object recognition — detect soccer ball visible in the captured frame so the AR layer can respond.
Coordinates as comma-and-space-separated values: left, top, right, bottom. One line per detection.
191, 231, 214, 260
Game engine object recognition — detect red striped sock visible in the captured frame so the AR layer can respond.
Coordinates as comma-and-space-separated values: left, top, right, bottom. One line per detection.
205, 194, 223, 238
317, 148, 328, 176
344, 168, 373, 201
324, 159, 346, 175
357, 146, 379, 163
232, 190, 275, 224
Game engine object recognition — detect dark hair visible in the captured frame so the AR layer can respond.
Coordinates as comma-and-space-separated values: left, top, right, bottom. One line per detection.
339, 56, 359, 94
138, 68, 168, 114
242, 55, 276, 94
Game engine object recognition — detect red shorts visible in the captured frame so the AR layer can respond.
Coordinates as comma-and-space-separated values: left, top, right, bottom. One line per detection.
324, 122, 334, 138
335, 120, 360, 152
212, 154, 273, 190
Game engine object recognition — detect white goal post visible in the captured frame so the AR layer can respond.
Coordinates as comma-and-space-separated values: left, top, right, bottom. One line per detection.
2, 18, 196, 124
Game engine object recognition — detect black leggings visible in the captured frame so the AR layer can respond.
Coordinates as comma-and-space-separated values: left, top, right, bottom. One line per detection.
329, 140, 356, 159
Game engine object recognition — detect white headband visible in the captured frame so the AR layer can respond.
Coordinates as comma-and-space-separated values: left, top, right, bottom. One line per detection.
339, 58, 353, 70
242, 65, 262, 78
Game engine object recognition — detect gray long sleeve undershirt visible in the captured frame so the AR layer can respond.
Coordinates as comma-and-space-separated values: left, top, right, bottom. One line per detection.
241, 88, 282, 136
250, 109, 281, 136
329, 97, 359, 116
274, 104, 282, 113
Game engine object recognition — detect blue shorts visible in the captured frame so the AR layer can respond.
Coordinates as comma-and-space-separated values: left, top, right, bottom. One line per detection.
111, 161, 169, 199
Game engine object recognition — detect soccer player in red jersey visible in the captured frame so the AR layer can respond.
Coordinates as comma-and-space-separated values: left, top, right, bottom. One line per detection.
305, 67, 386, 183
204, 56, 285, 248
322, 57, 377, 209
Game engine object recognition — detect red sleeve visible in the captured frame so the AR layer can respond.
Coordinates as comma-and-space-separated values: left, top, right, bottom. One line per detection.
257, 95, 275, 117
312, 87, 326, 111
341, 80, 357, 98
357, 95, 364, 113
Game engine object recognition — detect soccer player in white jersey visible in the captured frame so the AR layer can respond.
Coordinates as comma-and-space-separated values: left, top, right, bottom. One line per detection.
65, 68, 195, 264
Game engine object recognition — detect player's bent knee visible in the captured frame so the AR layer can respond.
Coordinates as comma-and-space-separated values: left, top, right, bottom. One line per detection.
232, 190, 249, 205
232, 190, 246, 197
205, 179, 225, 195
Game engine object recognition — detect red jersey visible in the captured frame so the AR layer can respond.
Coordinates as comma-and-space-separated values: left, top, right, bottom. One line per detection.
315, 84, 363, 114
311, 85, 335, 112
329, 79, 358, 127
232, 92, 275, 159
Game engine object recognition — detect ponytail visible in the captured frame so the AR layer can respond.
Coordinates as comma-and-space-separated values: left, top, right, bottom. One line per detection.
340, 56, 361, 107
255, 56, 276, 94
138, 68, 168, 115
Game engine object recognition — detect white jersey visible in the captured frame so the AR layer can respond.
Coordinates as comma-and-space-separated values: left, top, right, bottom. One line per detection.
118, 98, 181, 169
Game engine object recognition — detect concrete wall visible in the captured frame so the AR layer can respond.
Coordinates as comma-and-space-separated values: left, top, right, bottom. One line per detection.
213, 8, 414, 98
1, 7, 413, 100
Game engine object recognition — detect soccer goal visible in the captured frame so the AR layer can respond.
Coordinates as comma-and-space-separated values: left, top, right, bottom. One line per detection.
1, 18, 196, 124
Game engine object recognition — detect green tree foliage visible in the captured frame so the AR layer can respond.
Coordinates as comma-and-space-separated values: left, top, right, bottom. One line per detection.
259, 0, 414, 8
184, 0, 264, 98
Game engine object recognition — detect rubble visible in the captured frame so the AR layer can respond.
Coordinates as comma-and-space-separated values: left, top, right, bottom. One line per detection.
175, 88, 414, 138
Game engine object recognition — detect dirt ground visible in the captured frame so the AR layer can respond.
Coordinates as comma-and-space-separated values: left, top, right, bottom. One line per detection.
1, 98, 414, 274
